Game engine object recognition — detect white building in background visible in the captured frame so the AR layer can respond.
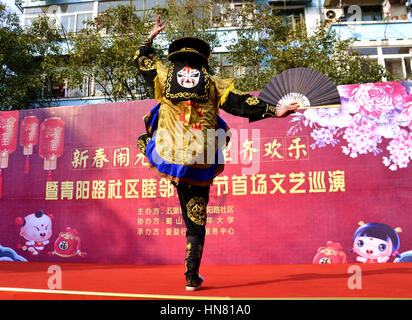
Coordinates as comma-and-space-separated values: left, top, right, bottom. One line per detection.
323, 0, 412, 78
12, 0, 412, 106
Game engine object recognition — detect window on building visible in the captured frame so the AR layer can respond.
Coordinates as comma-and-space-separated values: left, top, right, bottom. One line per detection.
213, 54, 234, 78
60, 14, 76, 34
98, 1, 131, 12
344, 5, 382, 21
23, 3, 94, 34
67, 78, 91, 98
361, 5, 382, 21
23, 17, 34, 28
385, 58, 404, 77
381, 47, 412, 78
145, 0, 158, 9
76, 13, 93, 32
24, 7, 44, 14
273, 7, 305, 29
99, 0, 167, 12
98, 1, 111, 13
382, 47, 411, 55
93, 76, 112, 97
406, 57, 412, 77
62, 3, 94, 13
99, 0, 167, 17
51, 83, 66, 99
231, 3, 244, 25
384, 57, 412, 78
349, 46, 411, 78
132, 0, 144, 10
348, 48, 378, 55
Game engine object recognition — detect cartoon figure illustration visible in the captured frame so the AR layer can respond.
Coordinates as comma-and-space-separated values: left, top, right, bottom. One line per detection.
351, 221, 402, 263
16, 210, 53, 255
313, 241, 347, 264
49, 227, 87, 258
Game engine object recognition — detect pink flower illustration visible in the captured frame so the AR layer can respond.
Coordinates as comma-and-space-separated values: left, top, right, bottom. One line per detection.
382, 129, 412, 171
346, 83, 406, 117
289, 81, 412, 171
341, 114, 382, 158
400, 101, 412, 130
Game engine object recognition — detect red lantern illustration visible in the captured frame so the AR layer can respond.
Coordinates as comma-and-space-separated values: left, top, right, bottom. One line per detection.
312, 241, 347, 264
39, 117, 65, 180
19, 116, 39, 174
48, 227, 87, 258
0, 111, 19, 199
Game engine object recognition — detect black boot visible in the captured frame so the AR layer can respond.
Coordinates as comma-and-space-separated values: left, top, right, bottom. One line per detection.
185, 237, 204, 291
176, 182, 209, 291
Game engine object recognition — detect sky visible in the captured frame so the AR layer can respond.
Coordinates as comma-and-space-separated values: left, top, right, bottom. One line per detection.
3, 0, 22, 14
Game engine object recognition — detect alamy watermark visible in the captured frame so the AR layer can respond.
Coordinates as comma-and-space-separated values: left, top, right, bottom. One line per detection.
47, 264, 62, 290
347, 265, 362, 290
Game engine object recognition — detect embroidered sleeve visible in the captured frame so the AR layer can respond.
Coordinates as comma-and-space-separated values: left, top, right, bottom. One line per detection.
218, 84, 276, 122
133, 38, 157, 86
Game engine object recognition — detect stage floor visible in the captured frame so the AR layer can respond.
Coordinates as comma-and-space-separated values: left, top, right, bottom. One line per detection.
0, 262, 411, 300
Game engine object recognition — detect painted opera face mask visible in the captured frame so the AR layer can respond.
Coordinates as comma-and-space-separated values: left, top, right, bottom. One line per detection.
176, 66, 200, 88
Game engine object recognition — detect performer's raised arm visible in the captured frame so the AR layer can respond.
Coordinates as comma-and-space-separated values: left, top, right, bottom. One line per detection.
218, 85, 299, 122
133, 14, 166, 86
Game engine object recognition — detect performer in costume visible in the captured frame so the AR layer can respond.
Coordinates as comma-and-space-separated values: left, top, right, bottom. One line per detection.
134, 15, 298, 291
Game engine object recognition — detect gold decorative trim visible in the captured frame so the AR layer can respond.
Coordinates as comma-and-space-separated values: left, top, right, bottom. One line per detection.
245, 96, 260, 106
137, 139, 147, 155
262, 105, 277, 118
186, 197, 207, 226
138, 56, 155, 71
168, 47, 209, 62
231, 88, 247, 96
142, 38, 153, 46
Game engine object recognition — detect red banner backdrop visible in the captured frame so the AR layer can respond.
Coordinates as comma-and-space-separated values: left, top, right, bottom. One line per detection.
1, 80, 412, 265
